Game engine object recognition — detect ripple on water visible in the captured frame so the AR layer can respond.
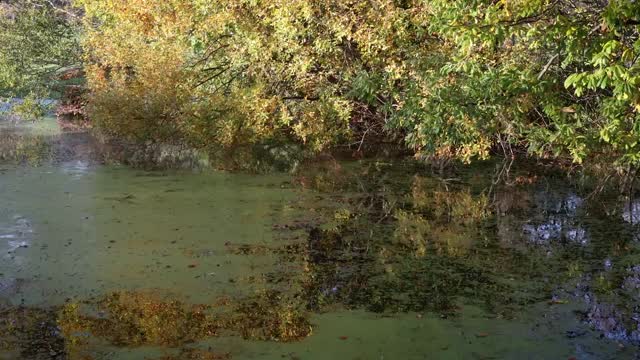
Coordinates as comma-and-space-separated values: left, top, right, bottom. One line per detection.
1, 215, 33, 258
61, 160, 91, 178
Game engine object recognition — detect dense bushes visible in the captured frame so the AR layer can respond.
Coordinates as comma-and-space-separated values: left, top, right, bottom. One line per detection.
7, 1, 639, 168
0, 1, 81, 98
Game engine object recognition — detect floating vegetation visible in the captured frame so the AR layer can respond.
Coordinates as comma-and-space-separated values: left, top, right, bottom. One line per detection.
230, 290, 312, 342
53, 289, 313, 354
151, 348, 231, 360
0, 307, 66, 359
58, 292, 218, 347
5, 136, 640, 359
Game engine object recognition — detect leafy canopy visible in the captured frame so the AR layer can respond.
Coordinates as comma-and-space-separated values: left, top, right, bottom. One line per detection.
72, 0, 640, 167
0, 0, 81, 97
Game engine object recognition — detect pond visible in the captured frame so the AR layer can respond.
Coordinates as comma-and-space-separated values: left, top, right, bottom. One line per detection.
1, 118, 640, 359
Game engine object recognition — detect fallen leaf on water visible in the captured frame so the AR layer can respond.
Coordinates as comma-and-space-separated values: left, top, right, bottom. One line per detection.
339, 336, 348, 340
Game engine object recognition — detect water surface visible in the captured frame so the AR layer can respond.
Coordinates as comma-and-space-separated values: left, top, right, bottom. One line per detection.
1, 118, 639, 359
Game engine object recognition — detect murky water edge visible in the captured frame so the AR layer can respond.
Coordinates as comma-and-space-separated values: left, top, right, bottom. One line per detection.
2, 119, 640, 359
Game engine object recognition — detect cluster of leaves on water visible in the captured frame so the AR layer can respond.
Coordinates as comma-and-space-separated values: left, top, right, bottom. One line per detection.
59, 292, 218, 347
152, 348, 231, 360
0, 303, 229, 359
0, 307, 66, 359
54, 289, 312, 356
229, 289, 312, 341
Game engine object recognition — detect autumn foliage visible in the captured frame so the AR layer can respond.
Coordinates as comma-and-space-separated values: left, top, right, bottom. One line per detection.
68, 0, 640, 167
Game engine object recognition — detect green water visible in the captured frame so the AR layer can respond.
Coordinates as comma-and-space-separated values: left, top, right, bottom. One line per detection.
1, 119, 639, 359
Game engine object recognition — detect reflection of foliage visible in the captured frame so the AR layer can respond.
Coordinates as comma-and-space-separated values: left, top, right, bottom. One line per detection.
393, 177, 490, 257
302, 222, 539, 316
0, 132, 52, 165
292, 158, 345, 192
278, 161, 640, 345
432, 190, 489, 225
266, 163, 563, 316
410, 176, 490, 224
393, 210, 430, 257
